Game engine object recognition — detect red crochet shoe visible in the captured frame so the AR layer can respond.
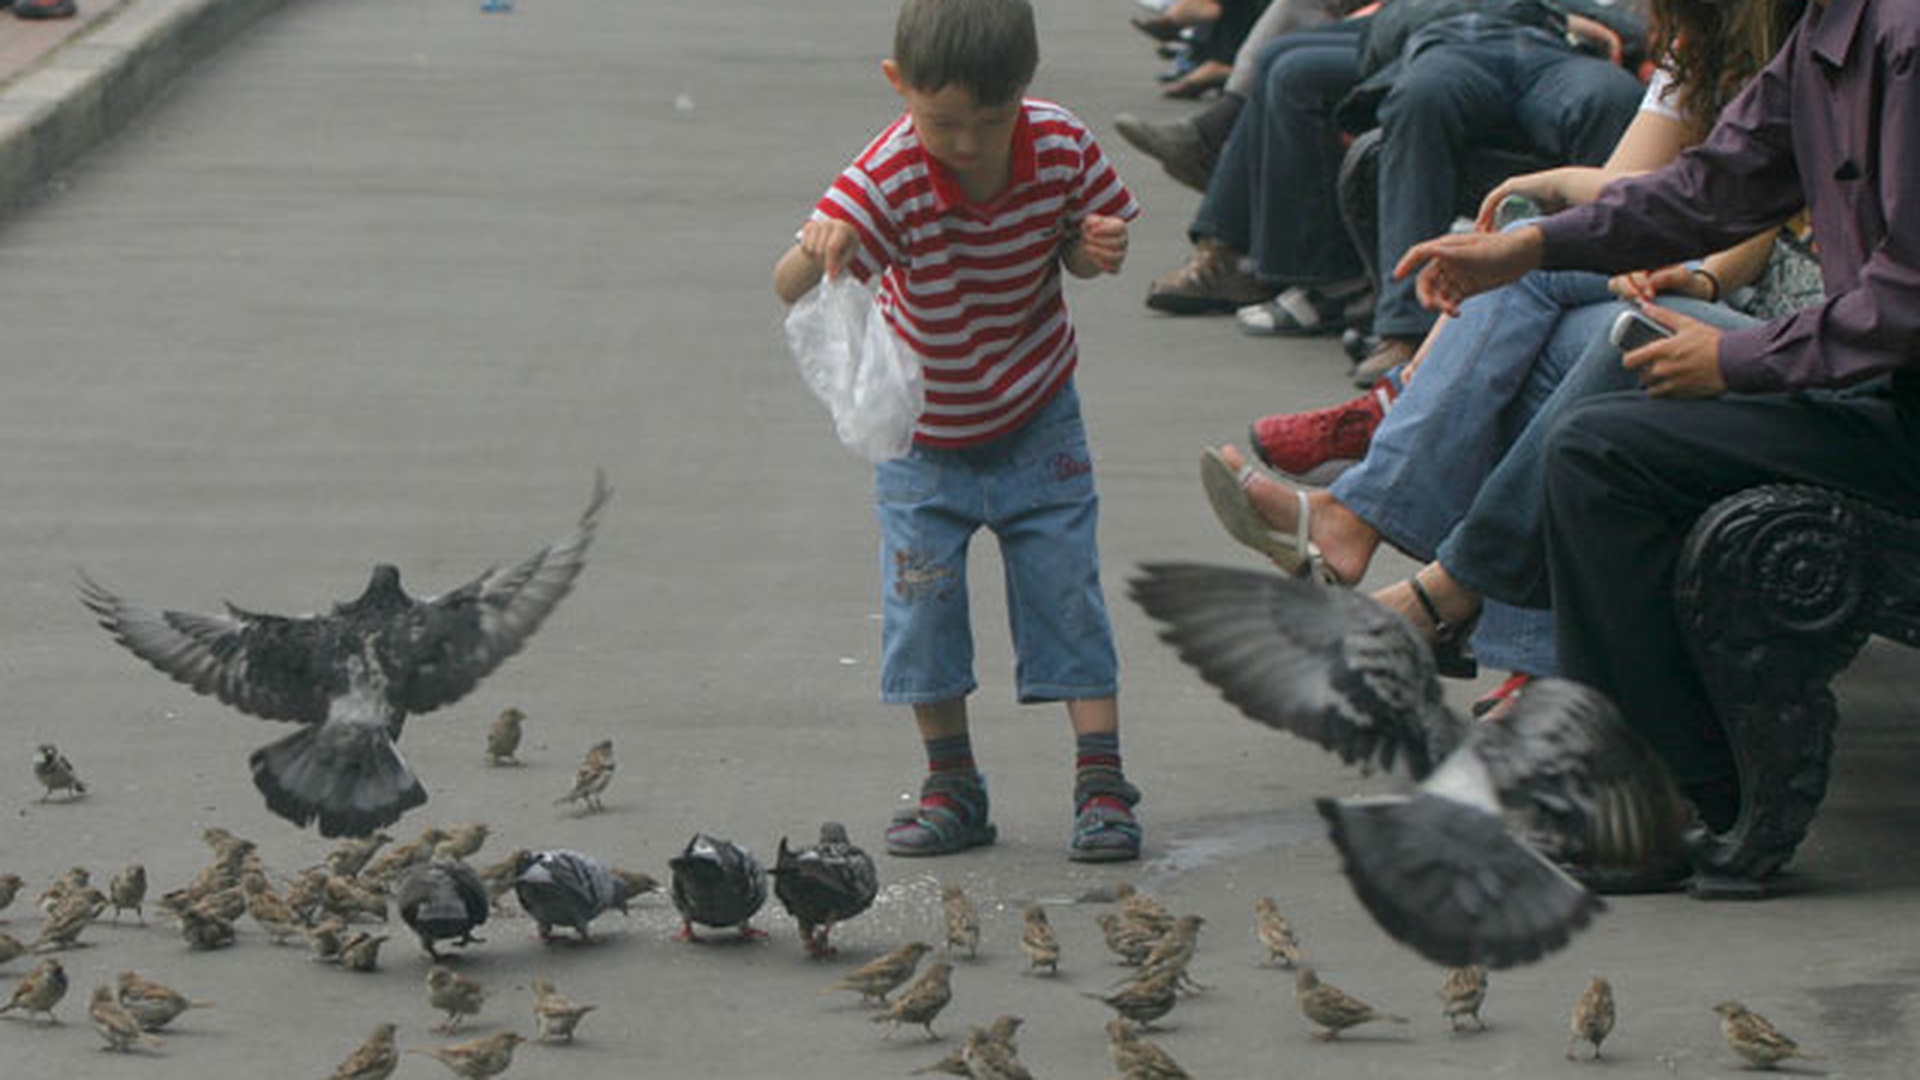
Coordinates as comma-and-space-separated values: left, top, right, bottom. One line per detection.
1248, 378, 1397, 486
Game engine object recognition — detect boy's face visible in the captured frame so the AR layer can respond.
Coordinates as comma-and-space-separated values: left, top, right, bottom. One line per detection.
883, 60, 1022, 190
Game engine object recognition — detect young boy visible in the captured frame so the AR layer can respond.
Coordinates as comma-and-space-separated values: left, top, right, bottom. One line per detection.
773, 0, 1142, 861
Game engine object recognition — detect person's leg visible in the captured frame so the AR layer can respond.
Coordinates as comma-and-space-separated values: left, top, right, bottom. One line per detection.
1543, 388, 1920, 821
1225, 0, 1340, 98
1512, 40, 1644, 168
1242, 26, 1367, 285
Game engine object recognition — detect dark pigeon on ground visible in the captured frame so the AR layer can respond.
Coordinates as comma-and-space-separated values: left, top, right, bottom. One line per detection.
512, 850, 639, 943
395, 859, 490, 960
1129, 562, 1695, 969
771, 822, 879, 958
670, 833, 768, 942
79, 472, 610, 838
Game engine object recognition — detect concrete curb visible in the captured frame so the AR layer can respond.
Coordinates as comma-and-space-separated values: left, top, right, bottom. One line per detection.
0, 0, 291, 214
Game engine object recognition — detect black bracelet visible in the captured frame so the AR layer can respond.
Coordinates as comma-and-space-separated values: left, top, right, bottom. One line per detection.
1691, 265, 1723, 303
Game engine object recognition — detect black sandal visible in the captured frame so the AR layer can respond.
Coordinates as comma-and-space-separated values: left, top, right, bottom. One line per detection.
1409, 576, 1479, 679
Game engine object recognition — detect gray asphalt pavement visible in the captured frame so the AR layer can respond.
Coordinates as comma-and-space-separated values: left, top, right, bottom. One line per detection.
2, 1, 1917, 1077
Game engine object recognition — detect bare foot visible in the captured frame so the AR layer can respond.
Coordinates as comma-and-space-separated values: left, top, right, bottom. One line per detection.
1219, 444, 1379, 583
1372, 564, 1480, 640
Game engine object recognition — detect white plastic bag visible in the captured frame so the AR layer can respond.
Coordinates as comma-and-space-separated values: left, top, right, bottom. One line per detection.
782, 274, 924, 463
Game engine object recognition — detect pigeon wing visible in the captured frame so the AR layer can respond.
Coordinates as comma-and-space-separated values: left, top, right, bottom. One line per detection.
1129, 562, 1461, 777
79, 574, 336, 724
380, 472, 610, 714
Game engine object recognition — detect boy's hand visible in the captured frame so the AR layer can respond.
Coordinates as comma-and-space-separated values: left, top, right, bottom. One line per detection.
1072, 215, 1129, 275
1619, 303, 1727, 398
800, 218, 862, 280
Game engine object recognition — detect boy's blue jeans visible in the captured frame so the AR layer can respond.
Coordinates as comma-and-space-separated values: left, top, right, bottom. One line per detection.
874, 379, 1118, 705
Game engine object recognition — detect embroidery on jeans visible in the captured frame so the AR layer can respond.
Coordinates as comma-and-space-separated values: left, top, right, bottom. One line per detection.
893, 550, 955, 603
1051, 452, 1092, 482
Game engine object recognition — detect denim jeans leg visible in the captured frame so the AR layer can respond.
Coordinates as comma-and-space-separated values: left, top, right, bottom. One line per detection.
876, 451, 981, 704
1243, 26, 1367, 283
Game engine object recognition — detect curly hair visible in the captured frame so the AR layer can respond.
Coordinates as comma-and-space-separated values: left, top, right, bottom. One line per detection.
1651, 0, 1806, 134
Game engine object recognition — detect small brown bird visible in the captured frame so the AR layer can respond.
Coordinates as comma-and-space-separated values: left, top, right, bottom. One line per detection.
959, 1022, 1033, 1080
306, 916, 349, 964
1107, 1016, 1191, 1079
1714, 1000, 1818, 1069
36, 867, 90, 916
408, 1031, 524, 1078
1295, 967, 1408, 1040
0, 957, 66, 1021
942, 884, 980, 959
531, 976, 596, 1042
486, 708, 526, 766
0, 931, 26, 967
89, 984, 162, 1052
176, 905, 236, 951
427, 965, 487, 1031
1096, 912, 1162, 966
554, 740, 615, 812
323, 875, 390, 923
0, 873, 23, 917
1089, 965, 1181, 1029
477, 849, 531, 912
326, 833, 394, 880
440, 823, 492, 861
873, 958, 954, 1040
108, 865, 147, 923
1020, 905, 1059, 975
1253, 896, 1302, 968
33, 743, 87, 801
31, 898, 95, 952
284, 869, 329, 925
1115, 883, 1175, 936
912, 1014, 1023, 1076
1135, 914, 1205, 990
361, 827, 450, 888
340, 931, 390, 972
116, 971, 212, 1031
195, 883, 250, 924
1567, 976, 1616, 1060
1440, 966, 1489, 1032
330, 1021, 399, 1080
244, 872, 305, 944
825, 941, 933, 1006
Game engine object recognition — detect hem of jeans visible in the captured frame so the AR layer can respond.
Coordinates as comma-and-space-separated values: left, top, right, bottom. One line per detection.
881, 680, 979, 706
1016, 681, 1119, 705
1437, 549, 1548, 612
1332, 487, 1444, 566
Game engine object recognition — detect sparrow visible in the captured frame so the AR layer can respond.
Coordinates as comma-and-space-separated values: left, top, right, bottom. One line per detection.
1254, 896, 1302, 968
108, 865, 147, 923
408, 1031, 524, 1079
1132, 564, 1695, 968
0, 932, 26, 967
90, 984, 163, 1052
959, 1022, 1032, 1079
1114, 883, 1175, 936
36, 867, 90, 916
340, 931, 389, 971
0, 872, 23, 917
330, 1021, 399, 1080
912, 1014, 1022, 1076
116, 971, 213, 1031
322, 875, 389, 923
771, 822, 879, 959
554, 739, 615, 813
242, 872, 306, 944
485, 707, 526, 766
1096, 912, 1161, 966
1714, 1000, 1818, 1069
669, 833, 768, 942
326, 832, 394, 880
1106, 1016, 1191, 1079
202, 827, 258, 867
33, 743, 87, 801
177, 905, 236, 951
1567, 976, 1615, 1060
824, 941, 932, 1006
426, 964, 486, 1032
1087, 966, 1181, 1030
80, 471, 609, 837
439, 823, 491, 861
1294, 967, 1408, 1039
1133, 914, 1205, 990
306, 916, 349, 963
361, 827, 451, 888
397, 859, 490, 959
1019, 906, 1059, 975
194, 883, 250, 924
531, 975, 596, 1042
941, 883, 980, 959
873, 958, 953, 1040
32, 897, 96, 952
0, 958, 67, 1021
513, 849, 642, 942
1440, 965, 1489, 1032
477, 848, 532, 912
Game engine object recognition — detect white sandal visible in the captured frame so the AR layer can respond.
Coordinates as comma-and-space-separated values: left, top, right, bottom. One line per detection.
1200, 447, 1336, 582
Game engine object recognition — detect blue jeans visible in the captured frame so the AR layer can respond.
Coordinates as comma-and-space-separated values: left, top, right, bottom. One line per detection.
1332, 268, 1615, 675
1439, 297, 1758, 608
874, 380, 1118, 705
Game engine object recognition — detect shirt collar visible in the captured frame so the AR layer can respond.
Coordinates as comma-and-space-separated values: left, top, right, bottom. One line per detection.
921, 105, 1036, 215
1808, 0, 1869, 69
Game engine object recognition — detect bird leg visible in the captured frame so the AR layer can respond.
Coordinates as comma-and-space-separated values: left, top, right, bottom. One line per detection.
673, 920, 700, 943
736, 923, 768, 942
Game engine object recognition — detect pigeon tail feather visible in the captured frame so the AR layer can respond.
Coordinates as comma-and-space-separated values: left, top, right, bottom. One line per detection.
250, 709, 427, 838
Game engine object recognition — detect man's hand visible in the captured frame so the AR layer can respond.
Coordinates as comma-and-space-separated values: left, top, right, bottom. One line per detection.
799, 218, 862, 280
1620, 303, 1727, 398
1393, 226, 1546, 317
1065, 214, 1129, 276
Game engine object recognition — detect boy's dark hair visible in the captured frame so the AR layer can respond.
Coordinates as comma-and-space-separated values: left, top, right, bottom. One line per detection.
893, 0, 1038, 106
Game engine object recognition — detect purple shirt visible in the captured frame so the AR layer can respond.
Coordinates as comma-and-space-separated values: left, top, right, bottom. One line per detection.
1538, 0, 1920, 394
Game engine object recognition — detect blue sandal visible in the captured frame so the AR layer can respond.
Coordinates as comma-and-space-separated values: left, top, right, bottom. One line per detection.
885, 772, 996, 857
1071, 777, 1142, 863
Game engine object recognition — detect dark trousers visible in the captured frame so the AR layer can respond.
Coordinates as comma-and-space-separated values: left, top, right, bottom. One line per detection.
1541, 386, 1920, 786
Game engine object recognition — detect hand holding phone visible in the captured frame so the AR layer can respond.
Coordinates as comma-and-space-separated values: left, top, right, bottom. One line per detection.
1609, 305, 1675, 352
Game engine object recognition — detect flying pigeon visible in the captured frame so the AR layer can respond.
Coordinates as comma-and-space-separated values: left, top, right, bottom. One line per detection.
511, 849, 639, 943
669, 833, 767, 942
771, 822, 878, 958
1129, 562, 1694, 969
79, 472, 610, 837
396, 860, 490, 960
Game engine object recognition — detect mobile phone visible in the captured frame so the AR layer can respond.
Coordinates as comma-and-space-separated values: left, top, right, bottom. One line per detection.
1609, 306, 1674, 352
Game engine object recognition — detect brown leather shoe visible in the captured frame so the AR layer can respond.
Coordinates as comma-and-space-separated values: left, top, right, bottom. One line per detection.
1146, 239, 1273, 315
1349, 336, 1416, 387
1113, 113, 1214, 193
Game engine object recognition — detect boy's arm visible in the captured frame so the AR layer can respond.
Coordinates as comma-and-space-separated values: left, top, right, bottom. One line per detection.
774, 218, 865, 304
1061, 215, 1129, 279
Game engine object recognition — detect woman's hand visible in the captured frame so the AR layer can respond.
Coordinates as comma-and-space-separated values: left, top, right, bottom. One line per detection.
1474, 168, 1572, 231
1609, 264, 1715, 304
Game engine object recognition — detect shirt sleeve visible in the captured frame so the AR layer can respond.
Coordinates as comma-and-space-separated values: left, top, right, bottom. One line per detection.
1065, 122, 1141, 227
808, 160, 902, 284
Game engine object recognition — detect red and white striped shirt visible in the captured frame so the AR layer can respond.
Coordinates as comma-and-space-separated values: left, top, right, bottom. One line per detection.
811, 100, 1139, 448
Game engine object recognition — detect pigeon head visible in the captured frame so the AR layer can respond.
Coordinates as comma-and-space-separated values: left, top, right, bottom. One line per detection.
818, 822, 851, 845
345, 564, 411, 614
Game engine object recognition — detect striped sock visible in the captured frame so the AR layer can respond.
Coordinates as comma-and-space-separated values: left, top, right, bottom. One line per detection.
922, 734, 980, 819
1075, 731, 1132, 813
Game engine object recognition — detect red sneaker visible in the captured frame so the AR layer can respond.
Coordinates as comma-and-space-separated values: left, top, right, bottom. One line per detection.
13, 0, 78, 18
1248, 378, 1396, 486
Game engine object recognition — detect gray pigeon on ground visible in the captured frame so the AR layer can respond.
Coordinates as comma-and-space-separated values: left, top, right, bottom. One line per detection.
771, 822, 879, 958
395, 859, 490, 960
1129, 562, 1695, 969
669, 833, 767, 942
512, 850, 638, 943
79, 472, 609, 838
